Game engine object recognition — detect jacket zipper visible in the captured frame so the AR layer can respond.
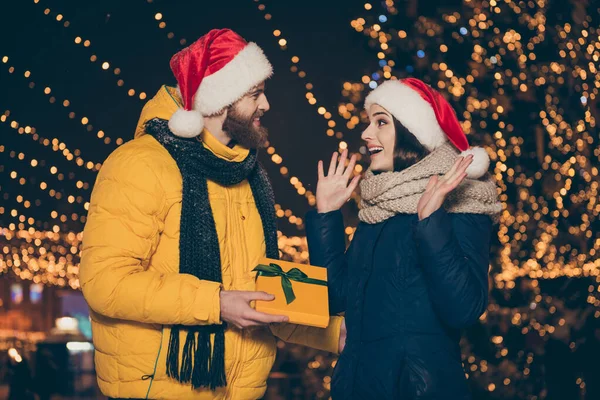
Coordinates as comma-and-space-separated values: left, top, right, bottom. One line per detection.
223, 187, 244, 399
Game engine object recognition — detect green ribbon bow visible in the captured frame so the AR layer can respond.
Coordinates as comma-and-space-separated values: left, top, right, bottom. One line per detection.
253, 263, 327, 305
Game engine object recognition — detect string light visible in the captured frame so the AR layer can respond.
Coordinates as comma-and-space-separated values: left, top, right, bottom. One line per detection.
0, 228, 82, 289
1, 57, 124, 148
33, 1, 148, 101
252, 0, 346, 142
0, 171, 69, 232
1, 147, 90, 198
1, 111, 99, 177
144, 1, 187, 46
0, 165, 88, 229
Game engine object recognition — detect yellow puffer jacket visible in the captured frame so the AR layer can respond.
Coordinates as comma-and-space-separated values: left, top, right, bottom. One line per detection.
80, 86, 342, 400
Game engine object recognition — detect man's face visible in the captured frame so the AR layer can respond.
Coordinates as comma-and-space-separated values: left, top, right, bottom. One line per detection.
223, 82, 271, 149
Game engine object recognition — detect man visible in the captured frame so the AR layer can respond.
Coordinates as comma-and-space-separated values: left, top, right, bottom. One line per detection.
80, 29, 344, 400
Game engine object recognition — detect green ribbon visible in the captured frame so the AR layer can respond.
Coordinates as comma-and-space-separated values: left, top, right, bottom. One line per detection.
253, 263, 327, 305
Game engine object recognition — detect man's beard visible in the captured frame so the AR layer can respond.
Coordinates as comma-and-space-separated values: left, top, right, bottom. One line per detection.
222, 108, 269, 149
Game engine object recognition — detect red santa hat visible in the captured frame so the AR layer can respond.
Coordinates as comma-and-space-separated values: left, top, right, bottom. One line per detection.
364, 78, 490, 179
168, 29, 273, 138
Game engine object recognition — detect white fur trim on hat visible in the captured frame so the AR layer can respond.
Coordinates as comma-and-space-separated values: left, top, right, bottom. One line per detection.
461, 146, 490, 179
364, 80, 447, 151
168, 108, 204, 138
195, 42, 273, 116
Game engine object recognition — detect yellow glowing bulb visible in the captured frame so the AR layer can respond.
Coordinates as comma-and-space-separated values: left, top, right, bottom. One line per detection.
102, 62, 110, 70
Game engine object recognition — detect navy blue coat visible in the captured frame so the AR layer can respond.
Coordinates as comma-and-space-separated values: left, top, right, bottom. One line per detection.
306, 207, 493, 400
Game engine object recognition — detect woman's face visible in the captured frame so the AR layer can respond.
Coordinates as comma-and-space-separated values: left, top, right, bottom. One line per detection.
361, 104, 395, 172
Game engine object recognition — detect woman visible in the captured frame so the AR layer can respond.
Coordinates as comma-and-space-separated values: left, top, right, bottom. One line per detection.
306, 78, 501, 399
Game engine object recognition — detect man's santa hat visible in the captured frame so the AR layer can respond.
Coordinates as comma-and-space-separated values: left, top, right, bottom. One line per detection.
364, 78, 490, 179
168, 29, 273, 138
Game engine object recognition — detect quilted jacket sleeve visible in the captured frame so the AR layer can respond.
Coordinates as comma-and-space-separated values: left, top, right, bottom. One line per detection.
305, 210, 349, 315
270, 316, 344, 354
413, 208, 492, 329
79, 147, 221, 326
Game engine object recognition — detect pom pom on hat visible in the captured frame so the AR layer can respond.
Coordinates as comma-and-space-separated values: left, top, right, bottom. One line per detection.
461, 146, 490, 179
168, 109, 205, 139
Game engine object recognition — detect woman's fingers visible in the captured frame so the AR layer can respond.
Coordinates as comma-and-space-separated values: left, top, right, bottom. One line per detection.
443, 157, 463, 182
344, 154, 358, 178
444, 155, 474, 183
458, 155, 474, 175
443, 156, 472, 188
440, 170, 468, 194
318, 160, 325, 180
425, 175, 438, 192
453, 155, 473, 178
448, 172, 468, 191
336, 149, 348, 175
328, 152, 338, 176
345, 175, 361, 198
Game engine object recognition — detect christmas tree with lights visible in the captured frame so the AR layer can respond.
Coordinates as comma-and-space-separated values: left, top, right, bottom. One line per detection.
328, 0, 600, 398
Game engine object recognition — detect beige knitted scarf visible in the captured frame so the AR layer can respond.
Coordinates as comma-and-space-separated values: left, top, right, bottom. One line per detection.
359, 143, 502, 224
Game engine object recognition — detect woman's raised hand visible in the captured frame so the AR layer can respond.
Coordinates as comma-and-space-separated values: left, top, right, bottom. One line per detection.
417, 155, 473, 221
316, 149, 361, 213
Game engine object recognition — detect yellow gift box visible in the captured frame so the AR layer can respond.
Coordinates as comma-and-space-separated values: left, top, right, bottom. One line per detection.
253, 258, 330, 328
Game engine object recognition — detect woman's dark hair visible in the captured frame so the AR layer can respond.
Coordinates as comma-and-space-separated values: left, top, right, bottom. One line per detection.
392, 117, 430, 172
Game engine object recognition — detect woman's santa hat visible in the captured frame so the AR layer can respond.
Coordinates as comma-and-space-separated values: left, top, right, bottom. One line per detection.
168, 29, 273, 138
364, 78, 490, 179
